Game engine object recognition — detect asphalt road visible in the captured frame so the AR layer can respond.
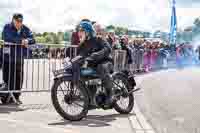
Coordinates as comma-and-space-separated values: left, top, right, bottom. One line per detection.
136, 67, 200, 133
2, 59, 200, 133
0, 59, 155, 133
0, 93, 135, 133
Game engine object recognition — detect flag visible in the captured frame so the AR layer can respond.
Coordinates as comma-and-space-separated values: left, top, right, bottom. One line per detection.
169, 0, 177, 45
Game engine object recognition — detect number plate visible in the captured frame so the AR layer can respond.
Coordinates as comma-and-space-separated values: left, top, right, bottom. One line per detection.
53, 69, 66, 76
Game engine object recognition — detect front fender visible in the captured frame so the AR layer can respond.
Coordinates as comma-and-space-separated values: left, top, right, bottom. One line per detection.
112, 71, 136, 87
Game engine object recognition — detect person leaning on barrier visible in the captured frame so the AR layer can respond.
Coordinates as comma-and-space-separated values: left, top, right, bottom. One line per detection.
1, 13, 35, 104
106, 29, 115, 47
71, 24, 80, 46
119, 36, 133, 64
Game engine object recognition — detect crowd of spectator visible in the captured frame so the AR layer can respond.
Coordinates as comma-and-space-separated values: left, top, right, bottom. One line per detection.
29, 21, 200, 72
106, 35, 171, 72
176, 43, 200, 67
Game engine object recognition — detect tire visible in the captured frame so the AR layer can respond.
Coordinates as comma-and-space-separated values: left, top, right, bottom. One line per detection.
51, 79, 89, 121
0, 95, 9, 104
113, 73, 134, 114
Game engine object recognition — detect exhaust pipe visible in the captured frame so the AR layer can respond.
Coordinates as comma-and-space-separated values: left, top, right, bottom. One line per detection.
128, 87, 141, 94
114, 87, 141, 98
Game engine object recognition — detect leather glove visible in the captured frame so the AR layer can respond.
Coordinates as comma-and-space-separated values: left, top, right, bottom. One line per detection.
82, 60, 88, 68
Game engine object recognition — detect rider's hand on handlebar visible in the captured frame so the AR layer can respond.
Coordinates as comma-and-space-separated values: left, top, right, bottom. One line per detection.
82, 60, 88, 68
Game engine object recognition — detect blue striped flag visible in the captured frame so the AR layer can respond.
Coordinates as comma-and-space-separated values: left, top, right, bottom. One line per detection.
169, 0, 177, 45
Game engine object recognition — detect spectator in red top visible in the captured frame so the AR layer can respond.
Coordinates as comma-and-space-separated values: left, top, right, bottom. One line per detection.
176, 44, 184, 67
71, 25, 80, 46
143, 41, 151, 72
150, 42, 158, 69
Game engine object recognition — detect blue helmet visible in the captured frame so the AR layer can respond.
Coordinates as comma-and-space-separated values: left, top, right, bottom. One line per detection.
78, 21, 96, 38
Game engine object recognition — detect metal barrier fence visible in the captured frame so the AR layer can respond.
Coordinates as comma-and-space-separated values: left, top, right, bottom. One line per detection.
0, 42, 169, 96
0, 43, 78, 94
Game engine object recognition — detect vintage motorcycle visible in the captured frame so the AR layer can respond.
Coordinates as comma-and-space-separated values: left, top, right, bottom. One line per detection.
51, 55, 140, 121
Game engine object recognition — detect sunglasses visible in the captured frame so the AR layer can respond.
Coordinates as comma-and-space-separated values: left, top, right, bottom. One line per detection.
15, 19, 23, 23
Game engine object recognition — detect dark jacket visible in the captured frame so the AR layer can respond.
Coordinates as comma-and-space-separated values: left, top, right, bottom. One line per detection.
106, 36, 114, 47
2, 23, 35, 62
77, 37, 113, 67
120, 42, 133, 64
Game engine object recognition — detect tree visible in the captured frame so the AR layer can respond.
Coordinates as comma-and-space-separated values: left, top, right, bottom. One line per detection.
52, 33, 60, 44
33, 32, 37, 37
57, 31, 64, 42
143, 32, 151, 38
127, 30, 143, 37
35, 36, 46, 43
45, 34, 54, 43
160, 32, 169, 42
106, 25, 115, 31
153, 30, 161, 38
42, 32, 48, 37
115, 26, 128, 36
36, 33, 42, 37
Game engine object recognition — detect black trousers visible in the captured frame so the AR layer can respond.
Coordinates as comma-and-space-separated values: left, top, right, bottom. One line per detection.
3, 60, 24, 99
96, 61, 113, 96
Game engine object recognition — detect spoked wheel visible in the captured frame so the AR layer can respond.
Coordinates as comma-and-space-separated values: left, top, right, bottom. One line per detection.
112, 73, 134, 114
0, 95, 9, 104
51, 79, 89, 121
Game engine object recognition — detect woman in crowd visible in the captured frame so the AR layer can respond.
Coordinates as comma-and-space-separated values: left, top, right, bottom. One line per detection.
151, 41, 161, 70
143, 41, 151, 72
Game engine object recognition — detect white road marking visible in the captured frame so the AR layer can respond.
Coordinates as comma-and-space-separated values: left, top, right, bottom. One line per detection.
129, 116, 143, 130
129, 73, 157, 133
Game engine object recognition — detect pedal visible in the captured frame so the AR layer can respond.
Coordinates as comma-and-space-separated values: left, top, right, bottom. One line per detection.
102, 104, 113, 110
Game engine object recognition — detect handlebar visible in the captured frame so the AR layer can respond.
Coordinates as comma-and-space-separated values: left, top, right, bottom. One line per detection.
62, 55, 83, 68
54, 55, 84, 76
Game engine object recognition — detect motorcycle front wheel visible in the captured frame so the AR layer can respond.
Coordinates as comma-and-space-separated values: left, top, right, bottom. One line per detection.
51, 79, 89, 121
112, 73, 134, 114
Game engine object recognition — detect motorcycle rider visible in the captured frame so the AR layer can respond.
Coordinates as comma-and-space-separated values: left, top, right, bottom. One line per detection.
75, 20, 114, 107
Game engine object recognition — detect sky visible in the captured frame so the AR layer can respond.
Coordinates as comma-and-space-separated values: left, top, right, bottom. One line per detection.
0, 0, 200, 33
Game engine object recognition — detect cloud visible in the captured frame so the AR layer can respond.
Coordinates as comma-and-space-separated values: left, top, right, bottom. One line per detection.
0, 0, 199, 33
